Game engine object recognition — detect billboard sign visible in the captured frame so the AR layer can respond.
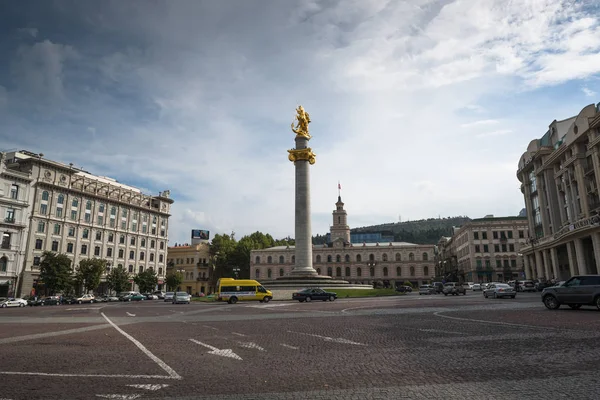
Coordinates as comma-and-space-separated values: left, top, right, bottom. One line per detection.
191, 229, 210, 240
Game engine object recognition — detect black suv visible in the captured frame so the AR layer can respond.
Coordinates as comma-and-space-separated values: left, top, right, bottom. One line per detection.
541, 275, 600, 310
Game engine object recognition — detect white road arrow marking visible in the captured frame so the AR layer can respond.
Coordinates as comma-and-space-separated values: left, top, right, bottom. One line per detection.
126, 312, 136, 317
288, 331, 366, 346
96, 395, 141, 399
280, 343, 299, 350
237, 341, 265, 351
231, 332, 246, 337
126, 384, 169, 391
189, 339, 243, 360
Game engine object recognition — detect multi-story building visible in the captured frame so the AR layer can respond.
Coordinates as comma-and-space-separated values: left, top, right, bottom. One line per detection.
0, 152, 33, 297
251, 196, 436, 287
439, 216, 529, 283
517, 103, 600, 281
2, 150, 173, 296
166, 242, 213, 295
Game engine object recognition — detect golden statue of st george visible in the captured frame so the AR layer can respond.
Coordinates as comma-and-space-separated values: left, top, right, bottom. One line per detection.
291, 105, 311, 139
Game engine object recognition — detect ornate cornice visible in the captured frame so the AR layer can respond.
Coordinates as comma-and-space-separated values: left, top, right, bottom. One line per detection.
288, 148, 316, 165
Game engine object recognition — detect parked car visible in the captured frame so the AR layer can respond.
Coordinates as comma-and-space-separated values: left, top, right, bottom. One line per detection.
432, 282, 444, 293
153, 291, 165, 299
144, 293, 159, 300
29, 296, 61, 306
75, 294, 96, 304
419, 285, 436, 295
120, 292, 145, 302
483, 283, 516, 299
164, 292, 174, 302
292, 288, 337, 302
172, 292, 191, 304
542, 275, 600, 310
0, 298, 27, 308
471, 283, 482, 291
443, 282, 466, 296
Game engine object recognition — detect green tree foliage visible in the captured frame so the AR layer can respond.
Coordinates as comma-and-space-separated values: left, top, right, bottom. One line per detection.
106, 265, 130, 295
39, 251, 73, 295
134, 269, 159, 293
74, 258, 106, 294
165, 272, 183, 291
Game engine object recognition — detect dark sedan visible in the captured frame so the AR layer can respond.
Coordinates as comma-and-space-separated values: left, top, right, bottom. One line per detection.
292, 288, 337, 302
29, 296, 61, 306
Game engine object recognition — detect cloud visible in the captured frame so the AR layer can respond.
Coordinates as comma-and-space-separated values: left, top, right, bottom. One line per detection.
582, 87, 597, 97
17, 27, 38, 38
1, 0, 600, 244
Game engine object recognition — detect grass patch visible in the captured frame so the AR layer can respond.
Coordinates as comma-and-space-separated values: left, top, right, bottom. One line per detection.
323, 288, 405, 298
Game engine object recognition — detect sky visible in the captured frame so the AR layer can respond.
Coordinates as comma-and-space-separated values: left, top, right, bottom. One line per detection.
1, 0, 599, 245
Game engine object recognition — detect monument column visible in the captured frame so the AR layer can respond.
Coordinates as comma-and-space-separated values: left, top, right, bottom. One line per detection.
288, 106, 318, 277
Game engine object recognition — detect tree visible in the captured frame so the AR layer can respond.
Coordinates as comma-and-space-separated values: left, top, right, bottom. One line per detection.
74, 258, 106, 294
165, 272, 183, 291
39, 251, 73, 295
106, 265, 130, 295
134, 269, 159, 293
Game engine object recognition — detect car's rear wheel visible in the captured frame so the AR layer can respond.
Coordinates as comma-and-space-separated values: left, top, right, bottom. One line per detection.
594, 296, 600, 310
543, 295, 560, 310
329, 295, 335, 301
569, 304, 582, 309
305, 296, 312, 302
19, 303, 24, 307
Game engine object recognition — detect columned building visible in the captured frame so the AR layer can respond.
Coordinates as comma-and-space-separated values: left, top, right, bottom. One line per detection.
3, 150, 173, 296
0, 153, 33, 297
251, 197, 436, 287
166, 242, 213, 295
517, 103, 600, 281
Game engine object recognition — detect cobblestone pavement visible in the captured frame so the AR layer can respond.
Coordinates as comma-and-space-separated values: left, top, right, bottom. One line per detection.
0, 293, 598, 399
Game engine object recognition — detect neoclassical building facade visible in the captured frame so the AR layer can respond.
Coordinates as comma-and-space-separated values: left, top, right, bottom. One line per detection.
517, 103, 600, 281
251, 197, 436, 286
3, 150, 173, 296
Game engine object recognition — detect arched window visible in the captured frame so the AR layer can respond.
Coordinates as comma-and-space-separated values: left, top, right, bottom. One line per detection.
423, 266, 429, 276
356, 254, 362, 262
255, 256, 260, 264
139, 266, 144, 273
327, 255, 332, 262
255, 269, 260, 279
370, 267, 375, 277
291, 255, 295, 263
422, 252, 428, 261
267, 268, 272, 278
0, 257, 7, 272
120, 235, 125, 244
336, 254, 341, 262
357, 267, 362, 277
409, 253, 414, 261
396, 266, 401, 276
111, 207, 117, 215
108, 233, 114, 242
86, 200, 92, 210
336, 267, 341, 276
383, 267, 388, 277
158, 267, 163, 275
42, 191, 49, 201
382, 254, 388, 262
345, 254, 350, 262
267, 256, 272, 264
316, 268, 321, 275
279, 268, 284, 277
327, 267, 332, 276
141, 238, 146, 247
316, 255, 321, 263
395, 253, 401, 261
140, 252, 145, 260
410, 266, 415, 276
369, 254, 375, 261
128, 265, 134, 273
72, 198, 79, 207
57, 194, 64, 204
129, 250, 135, 259
82, 229, 89, 239
99, 204, 105, 213
279, 255, 284, 263
345, 267, 350, 276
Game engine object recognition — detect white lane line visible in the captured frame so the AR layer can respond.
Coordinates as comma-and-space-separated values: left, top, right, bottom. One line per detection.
126, 384, 169, 391
66, 307, 103, 311
126, 312, 136, 317
288, 331, 366, 346
189, 339, 242, 360
432, 311, 565, 331
280, 344, 299, 350
231, 332, 246, 337
0, 324, 112, 345
96, 395, 141, 399
101, 313, 181, 379
0, 372, 174, 379
237, 341, 265, 351
418, 328, 466, 335
202, 325, 218, 330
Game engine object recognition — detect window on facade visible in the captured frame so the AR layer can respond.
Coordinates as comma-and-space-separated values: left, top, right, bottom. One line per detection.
396, 266, 401, 276
97, 216, 103, 225
483, 244, 489, 253
150, 240, 155, 249
40, 204, 47, 215
475, 245, 480, 253
51, 241, 59, 251
158, 267, 163, 275
139, 266, 144, 274
94, 231, 101, 241
53, 224, 60, 235
383, 267, 388, 277
0, 256, 6, 272
94, 246, 100, 256
160, 242, 164, 250
345, 266, 350, 276
356, 254, 362, 262
255, 269, 260, 279
507, 231, 513, 239
10, 185, 19, 200
118, 249, 124, 258
410, 266, 415, 276
495, 260, 501, 268
255, 256, 260, 264
511, 260, 517, 268
71, 210, 77, 220
279, 268, 284, 277
336, 267, 341, 276
130, 237, 135, 246
111, 207, 116, 216
494, 244, 500, 252
267, 269, 272, 278
121, 220, 126, 229
357, 267, 362, 277
98, 203, 105, 213
81, 244, 87, 255
267, 256, 272, 264
140, 252, 145, 261
422, 252, 428, 261
72, 198, 79, 207
382, 254, 388, 262
279, 255, 284, 263
107, 248, 113, 257
159, 254, 163, 262
56, 207, 63, 218
141, 238, 146, 247
150, 253, 154, 262
316, 255, 321, 263
129, 265, 134, 273
474, 231, 479, 240
395, 253, 401, 261
518, 230, 524, 239
327, 267, 332, 276
1, 233, 10, 249
108, 233, 113, 242
327, 255, 332, 262
336, 254, 341, 262
122, 209, 128, 218
509, 244, 515, 252
120, 235, 125, 244
86, 201, 92, 210
129, 251, 135, 260
424, 266, 429, 276
67, 243, 74, 253
33, 257, 40, 266
37, 221, 45, 233
291, 255, 295, 263
82, 229, 89, 239
5, 208, 15, 223
84, 213, 91, 222
369, 253, 375, 261
42, 191, 49, 201
132, 222, 137, 231
35, 239, 43, 250
345, 254, 350, 262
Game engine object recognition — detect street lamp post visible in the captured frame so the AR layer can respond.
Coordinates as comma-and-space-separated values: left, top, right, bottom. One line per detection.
232, 267, 240, 279
367, 261, 377, 287
176, 268, 184, 292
